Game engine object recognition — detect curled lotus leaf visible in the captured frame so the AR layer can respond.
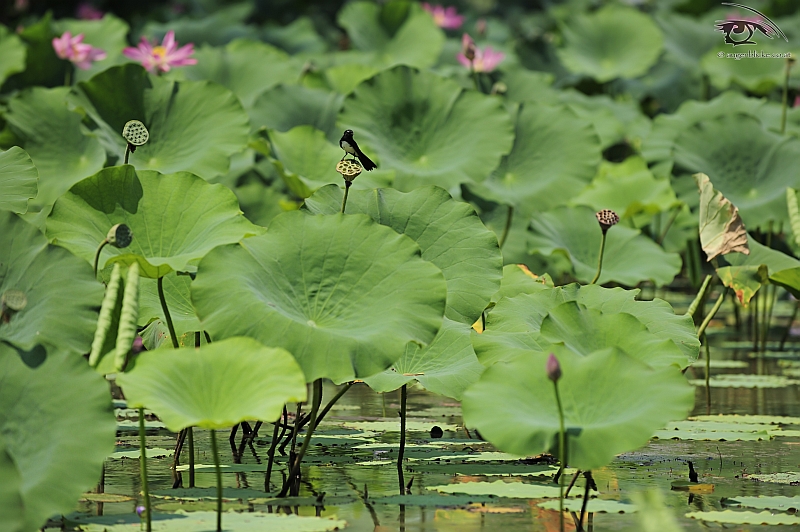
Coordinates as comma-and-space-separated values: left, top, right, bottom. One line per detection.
694, 173, 749, 261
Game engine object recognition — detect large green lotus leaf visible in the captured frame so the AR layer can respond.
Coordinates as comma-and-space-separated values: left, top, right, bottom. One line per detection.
2, 14, 64, 90
303, 184, 502, 324
720, 236, 800, 305
337, 65, 514, 191
492, 264, 554, 302
46, 166, 262, 278
70, 511, 346, 531
571, 156, 678, 222
250, 85, 344, 138
118, 337, 306, 430
0, 212, 102, 353
478, 103, 601, 214
475, 283, 698, 368
363, 318, 484, 399
0, 25, 26, 88
462, 348, 694, 470
723, 235, 800, 272
528, 205, 681, 286
324, 63, 382, 95
702, 44, 790, 94
672, 114, 800, 228
655, 11, 720, 71
694, 172, 749, 261
4, 87, 106, 209
140, 4, 256, 47
337, 2, 444, 70
556, 5, 664, 82
69, 64, 249, 179
0, 438, 23, 532
138, 273, 201, 339
0, 344, 116, 532
0, 147, 38, 214
558, 91, 652, 150
191, 211, 447, 383
55, 15, 129, 82
181, 39, 301, 109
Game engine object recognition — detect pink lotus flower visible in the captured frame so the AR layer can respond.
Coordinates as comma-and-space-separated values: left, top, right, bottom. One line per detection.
52, 32, 107, 70
457, 33, 505, 73
422, 3, 464, 30
76, 2, 104, 20
123, 31, 197, 74
794, 95, 800, 108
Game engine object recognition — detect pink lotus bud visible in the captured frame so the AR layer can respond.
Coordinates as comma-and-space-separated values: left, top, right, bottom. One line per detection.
546, 353, 561, 382
461, 33, 476, 62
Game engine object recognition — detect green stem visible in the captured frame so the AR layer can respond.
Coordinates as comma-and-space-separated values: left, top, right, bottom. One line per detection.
781, 58, 794, 135
397, 384, 407, 495
697, 289, 727, 339
187, 428, 195, 488
657, 206, 680, 246
158, 276, 179, 349
686, 275, 713, 319
93, 240, 109, 278
64, 68, 71, 87
312, 382, 353, 430
780, 299, 799, 350
470, 61, 480, 91
138, 408, 151, 532
341, 181, 351, 213
124, 143, 131, 165
498, 205, 513, 249
553, 381, 566, 532
210, 429, 222, 532
279, 379, 322, 497
589, 231, 607, 285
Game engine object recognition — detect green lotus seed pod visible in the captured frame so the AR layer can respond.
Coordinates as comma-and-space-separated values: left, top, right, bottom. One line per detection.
114, 262, 140, 372
89, 263, 123, 368
107, 223, 133, 249
1, 289, 27, 312
122, 120, 149, 146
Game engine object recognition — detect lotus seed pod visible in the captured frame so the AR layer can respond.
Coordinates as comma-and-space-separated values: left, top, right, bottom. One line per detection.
595, 209, 620, 234
336, 159, 363, 183
1, 289, 27, 312
122, 120, 149, 146
546, 353, 561, 382
107, 223, 133, 248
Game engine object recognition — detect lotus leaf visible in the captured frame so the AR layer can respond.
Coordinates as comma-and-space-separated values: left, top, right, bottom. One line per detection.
3, 14, 64, 90
181, 39, 301, 109
0, 438, 23, 532
138, 273, 201, 338
428, 480, 566, 499
686, 510, 800, 525
0, 344, 116, 532
337, 65, 514, 191
304, 184, 502, 323
0, 147, 37, 214
369, 493, 502, 506
69, 511, 347, 531
324, 63, 382, 94
694, 172, 749, 261
191, 211, 447, 382
556, 4, 664, 82
69, 64, 249, 179
262, 16, 327, 54
559, 91, 652, 149
748, 472, 800, 484
250, 85, 344, 138
0, 212, 102, 353
141, 4, 256, 47
364, 317, 484, 399
702, 44, 791, 94
55, 15, 129, 81
337, 2, 444, 70
717, 264, 767, 307
538, 499, 637, 513
118, 337, 306, 429
478, 103, 601, 215
0, 25, 25, 88
341, 421, 458, 432
4, 87, 106, 209
528, 205, 681, 286
632, 489, 683, 532
462, 348, 694, 470
688, 374, 798, 388
727, 496, 800, 511
691, 414, 800, 424
492, 264, 553, 302
46, 165, 262, 278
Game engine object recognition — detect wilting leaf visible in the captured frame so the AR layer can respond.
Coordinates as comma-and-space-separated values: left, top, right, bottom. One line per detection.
694, 173, 749, 261
717, 265, 767, 307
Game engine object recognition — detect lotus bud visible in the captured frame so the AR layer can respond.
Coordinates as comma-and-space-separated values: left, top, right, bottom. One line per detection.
461, 33, 476, 62
546, 353, 561, 382
595, 209, 619, 234
107, 223, 133, 248
336, 159, 362, 183
476, 18, 487, 37
132, 335, 145, 355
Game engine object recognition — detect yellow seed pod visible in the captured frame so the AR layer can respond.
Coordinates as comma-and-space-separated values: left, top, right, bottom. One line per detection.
336, 160, 362, 183
122, 120, 149, 146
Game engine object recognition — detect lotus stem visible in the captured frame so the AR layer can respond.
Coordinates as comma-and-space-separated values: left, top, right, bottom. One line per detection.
781, 58, 795, 135
138, 407, 152, 532
780, 299, 799, 350
157, 276, 179, 349
93, 240, 109, 278
578, 471, 594, 529
397, 384, 408, 495
312, 382, 353, 430
210, 429, 222, 532
589, 231, 607, 285
341, 181, 352, 213
685, 275, 712, 319
697, 289, 727, 339
656, 206, 680, 246
265, 415, 282, 492
763, 284, 778, 353
498, 205, 513, 249
187, 428, 195, 488
553, 379, 566, 532
279, 379, 322, 497
704, 334, 711, 415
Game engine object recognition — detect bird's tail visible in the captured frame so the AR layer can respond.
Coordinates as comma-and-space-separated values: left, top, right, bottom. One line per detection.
357, 152, 377, 171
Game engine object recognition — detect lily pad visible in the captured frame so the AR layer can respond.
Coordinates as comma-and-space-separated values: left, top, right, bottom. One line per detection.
0, 147, 38, 214
462, 348, 694, 470
556, 4, 664, 82
0, 211, 102, 353
46, 165, 262, 278
653, 430, 769, 441
69, 64, 249, 179
748, 472, 800, 484
686, 510, 800, 525
688, 374, 798, 388
690, 414, 800, 425
537, 499, 637, 513
528, 205, 681, 286
341, 421, 458, 432
337, 65, 514, 191
428, 480, 565, 499
370, 493, 502, 506
117, 337, 307, 430
69, 511, 347, 531
109, 448, 173, 460
192, 211, 447, 383
727, 495, 800, 511
0, 344, 116, 532
80, 493, 134, 503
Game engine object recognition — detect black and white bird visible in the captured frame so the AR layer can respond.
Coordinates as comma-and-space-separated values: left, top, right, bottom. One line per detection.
339, 129, 377, 171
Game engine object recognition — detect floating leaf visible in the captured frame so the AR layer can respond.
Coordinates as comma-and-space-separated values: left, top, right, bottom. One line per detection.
118, 337, 306, 430
0, 344, 116, 532
748, 472, 800, 484
462, 348, 694, 470
192, 211, 447, 383
341, 421, 458, 433
691, 414, 800, 425
726, 496, 800, 511
653, 430, 769, 441
46, 165, 262, 278
0, 147, 38, 214
537, 499, 637, 513
686, 510, 800, 525
428, 480, 569, 499
68, 511, 347, 532
688, 374, 798, 388
694, 172, 749, 261
370, 493, 502, 506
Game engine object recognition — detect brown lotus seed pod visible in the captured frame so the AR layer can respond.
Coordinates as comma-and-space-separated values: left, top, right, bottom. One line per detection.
595, 209, 620, 234
122, 120, 149, 146
107, 223, 133, 248
336, 160, 362, 183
